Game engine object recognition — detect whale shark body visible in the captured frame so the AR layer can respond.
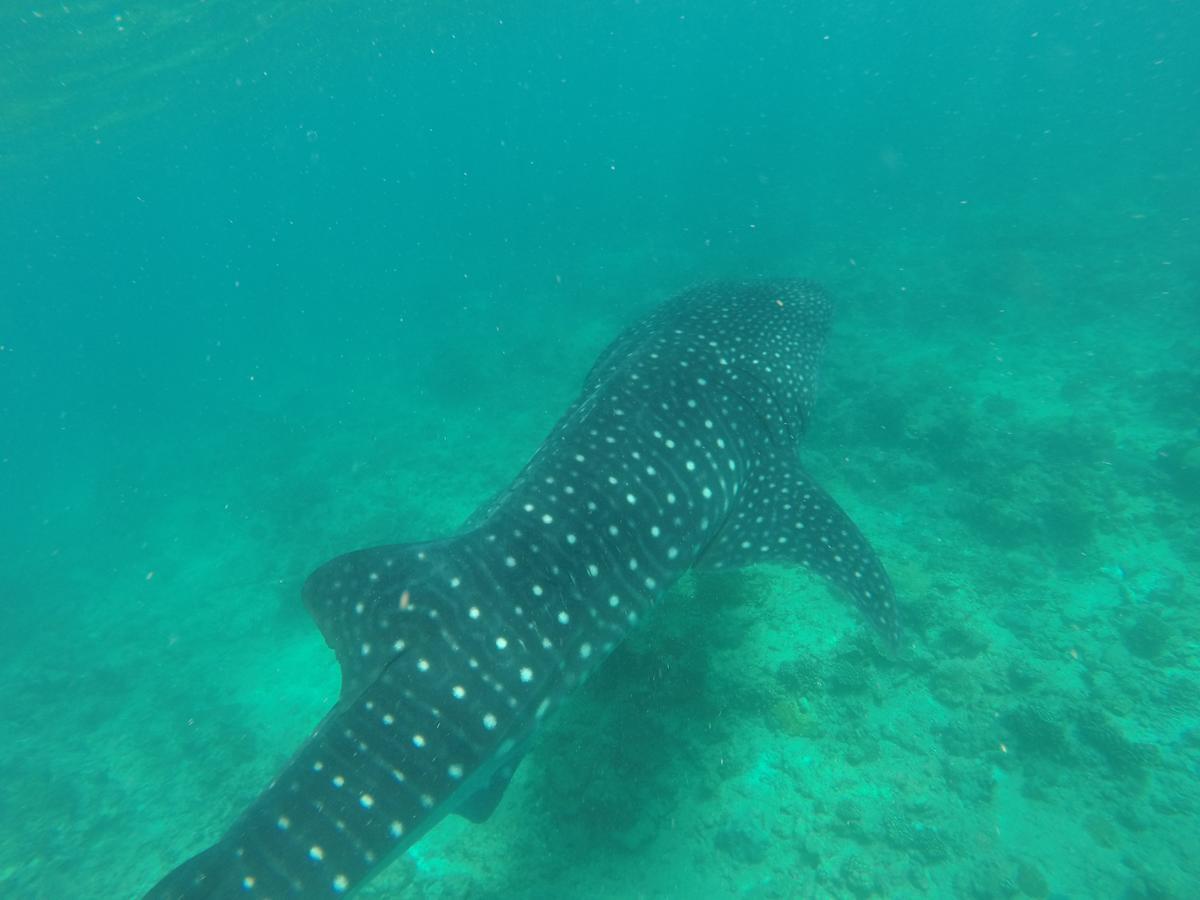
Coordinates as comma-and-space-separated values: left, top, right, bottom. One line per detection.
147, 279, 899, 898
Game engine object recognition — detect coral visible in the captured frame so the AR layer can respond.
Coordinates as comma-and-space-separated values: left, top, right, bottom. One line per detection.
713, 823, 769, 866
1120, 609, 1173, 660
775, 654, 823, 697
1083, 813, 1121, 848
954, 858, 1020, 899
883, 812, 951, 863
936, 622, 991, 659
929, 660, 978, 708
942, 756, 995, 805
1015, 860, 1049, 898
831, 720, 882, 765
838, 855, 879, 899
1001, 703, 1073, 763
831, 798, 870, 842
1006, 656, 1041, 691
764, 695, 823, 739
1162, 675, 1200, 714
1074, 710, 1159, 780
826, 658, 872, 695
937, 715, 996, 759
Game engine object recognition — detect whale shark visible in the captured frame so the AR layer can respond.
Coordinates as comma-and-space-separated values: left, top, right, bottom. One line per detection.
146, 278, 899, 898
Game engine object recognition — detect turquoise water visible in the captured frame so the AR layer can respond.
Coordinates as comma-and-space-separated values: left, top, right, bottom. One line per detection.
2, 1, 1197, 897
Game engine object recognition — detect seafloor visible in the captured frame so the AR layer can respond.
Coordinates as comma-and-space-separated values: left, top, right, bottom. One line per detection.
2, 211, 1197, 898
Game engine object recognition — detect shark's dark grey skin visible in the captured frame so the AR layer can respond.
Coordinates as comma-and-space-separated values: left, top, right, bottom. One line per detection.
147, 279, 898, 898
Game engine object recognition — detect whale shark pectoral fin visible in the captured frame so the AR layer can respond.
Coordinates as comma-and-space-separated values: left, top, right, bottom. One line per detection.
454, 760, 521, 824
144, 841, 227, 899
698, 458, 900, 649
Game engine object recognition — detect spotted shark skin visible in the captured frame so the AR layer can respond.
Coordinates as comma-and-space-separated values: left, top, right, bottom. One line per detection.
146, 279, 899, 898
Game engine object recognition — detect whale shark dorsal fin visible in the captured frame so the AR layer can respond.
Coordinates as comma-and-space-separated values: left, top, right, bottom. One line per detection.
698, 457, 900, 649
301, 540, 451, 704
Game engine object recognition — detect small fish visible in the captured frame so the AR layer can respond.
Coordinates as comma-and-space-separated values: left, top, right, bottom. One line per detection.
146, 279, 898, 898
